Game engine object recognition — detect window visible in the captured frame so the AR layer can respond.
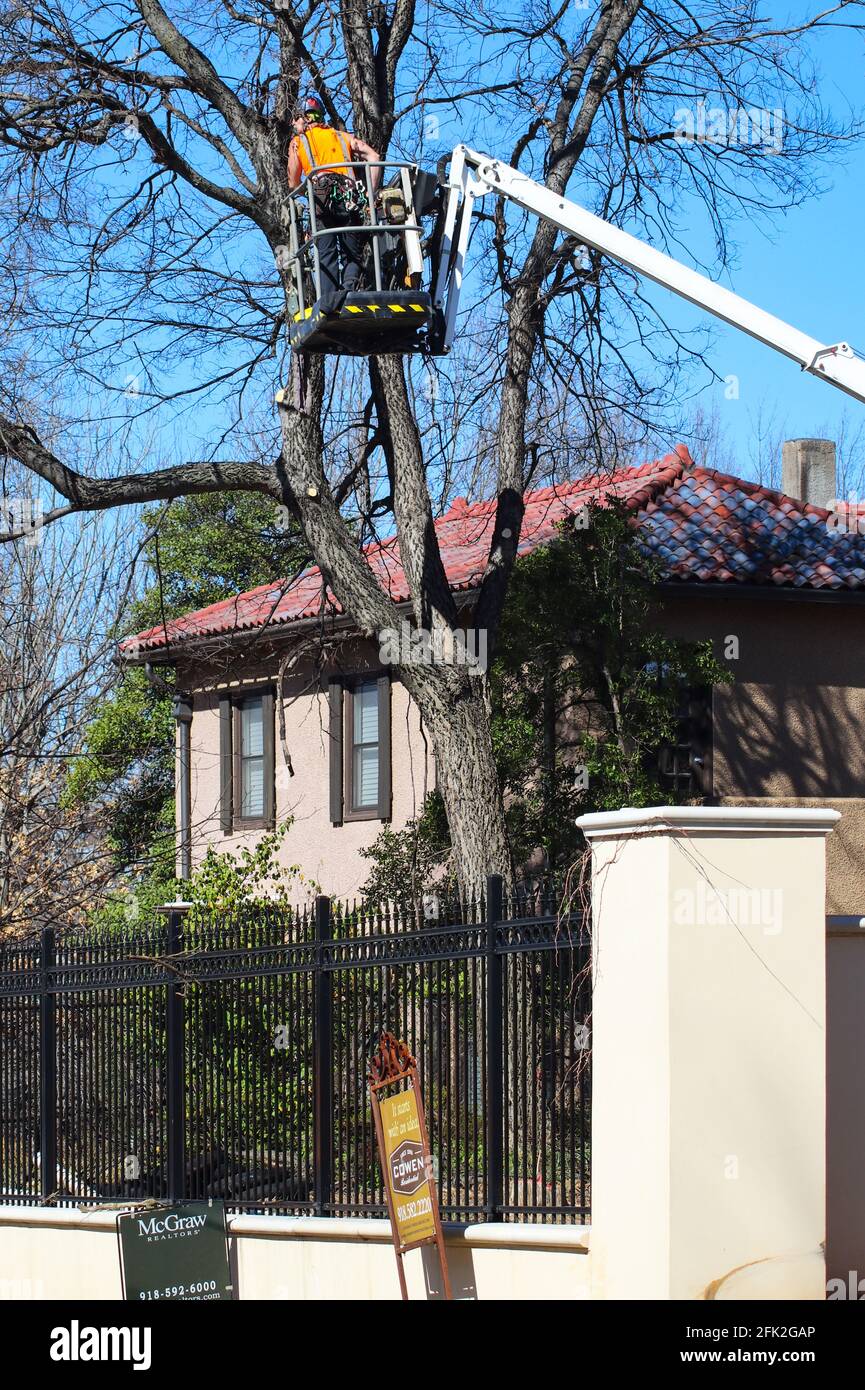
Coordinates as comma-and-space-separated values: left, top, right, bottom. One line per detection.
219, 688, 275, 832
328, 673, 391, 824
656, 684, 713, 799
351, 679, 380, 810
239, 697, 265, 818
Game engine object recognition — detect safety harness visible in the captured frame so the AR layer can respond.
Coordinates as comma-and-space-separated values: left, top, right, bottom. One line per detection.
297, 127, 369, 219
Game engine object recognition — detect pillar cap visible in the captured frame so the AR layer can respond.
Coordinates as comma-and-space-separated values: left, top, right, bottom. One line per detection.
577, 805, 841, 840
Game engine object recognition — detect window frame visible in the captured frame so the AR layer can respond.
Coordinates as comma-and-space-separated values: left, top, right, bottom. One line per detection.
220, 684, 276, 833
656, 682, 714, 800
330, 671, 391, 825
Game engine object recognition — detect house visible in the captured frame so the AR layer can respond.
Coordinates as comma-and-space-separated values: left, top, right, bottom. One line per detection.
120, 438, 865, 910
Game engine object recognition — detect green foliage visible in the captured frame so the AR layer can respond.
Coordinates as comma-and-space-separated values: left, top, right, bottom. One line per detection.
87, 826, 317, 1173
91, 820, 314, 931
130, 491, 302, 635
358, 790, 452, 903
360, 500, 730, 888
183, 822, 316, 914
67, 492, 306, 884
63, 665, 176, 872
491, 499, 730, 866
88, 866, 179, 934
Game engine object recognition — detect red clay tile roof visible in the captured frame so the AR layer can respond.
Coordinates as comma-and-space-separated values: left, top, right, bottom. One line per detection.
121, 444, 865, 656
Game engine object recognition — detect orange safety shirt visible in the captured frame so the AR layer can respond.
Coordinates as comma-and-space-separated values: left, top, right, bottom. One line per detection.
292, 125, 353, 179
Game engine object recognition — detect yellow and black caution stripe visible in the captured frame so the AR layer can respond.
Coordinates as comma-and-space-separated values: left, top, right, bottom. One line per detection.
342, 302, 427, 316
288, 290, 433, 356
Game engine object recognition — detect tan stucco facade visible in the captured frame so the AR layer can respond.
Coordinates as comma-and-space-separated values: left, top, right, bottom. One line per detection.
181, 639, 435, 899
581, 805, 834, 1300
176, 591, 865, 909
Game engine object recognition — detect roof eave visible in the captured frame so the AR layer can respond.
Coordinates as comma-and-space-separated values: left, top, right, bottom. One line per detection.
119, 588, 481, 665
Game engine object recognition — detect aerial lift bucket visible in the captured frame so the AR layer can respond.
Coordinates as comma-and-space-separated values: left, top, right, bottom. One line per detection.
288, 289, 434, 356
282, 163, 441, 358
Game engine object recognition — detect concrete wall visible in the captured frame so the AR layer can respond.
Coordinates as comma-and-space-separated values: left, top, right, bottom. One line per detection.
182, 640, 435, 899
660, 594, 865, 911
0, 1210, 590, 1302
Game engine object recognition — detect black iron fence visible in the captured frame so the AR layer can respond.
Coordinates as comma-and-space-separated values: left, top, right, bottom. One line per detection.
0, 877, 591, 1224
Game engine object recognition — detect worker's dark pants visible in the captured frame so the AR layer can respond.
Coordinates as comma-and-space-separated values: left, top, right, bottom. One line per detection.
314, 201, 366, 295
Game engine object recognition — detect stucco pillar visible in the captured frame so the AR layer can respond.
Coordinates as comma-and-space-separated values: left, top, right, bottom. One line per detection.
577, 805, 838, 1301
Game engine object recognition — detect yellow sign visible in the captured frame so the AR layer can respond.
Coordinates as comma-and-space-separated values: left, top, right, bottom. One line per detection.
379, 1089, 437, 1248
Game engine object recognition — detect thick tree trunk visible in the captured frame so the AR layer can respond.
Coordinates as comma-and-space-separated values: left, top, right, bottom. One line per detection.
402, 665, 512, 895
273, 360, 510, 893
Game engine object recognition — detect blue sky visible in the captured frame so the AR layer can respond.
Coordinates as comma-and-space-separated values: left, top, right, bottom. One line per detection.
617, 17, 865, 471
401, 5, 865, 481
36, 4, 865, 493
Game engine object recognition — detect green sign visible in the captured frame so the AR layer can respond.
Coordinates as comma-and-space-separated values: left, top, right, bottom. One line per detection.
118, 1200, 233, 1302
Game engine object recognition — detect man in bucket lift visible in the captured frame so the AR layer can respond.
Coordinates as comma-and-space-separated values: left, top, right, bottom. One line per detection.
287, 94, 382, 295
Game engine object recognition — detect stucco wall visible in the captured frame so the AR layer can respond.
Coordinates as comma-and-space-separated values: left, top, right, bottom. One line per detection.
182, 641, 435, 899
0, 1210, 590, 1302
177, 595, 865, 908
582, 806, 831, 1301
660, 595, 865, 912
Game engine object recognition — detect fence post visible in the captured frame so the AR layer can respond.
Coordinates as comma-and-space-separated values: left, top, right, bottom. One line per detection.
39, 925, 57, 1204
313, 894, 333, 1217
160, 901, 191, 1204
579, 805, 835, 1299
485, 874, 504, 1221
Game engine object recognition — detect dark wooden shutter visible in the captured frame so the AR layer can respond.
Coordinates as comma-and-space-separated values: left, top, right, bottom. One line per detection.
262, 688, 276, 829
376, 673, 391, 821
328, 678, 343, 825
219, 695, 233, 833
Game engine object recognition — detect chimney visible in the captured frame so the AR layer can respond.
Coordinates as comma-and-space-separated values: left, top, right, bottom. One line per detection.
781, 438, 837, 509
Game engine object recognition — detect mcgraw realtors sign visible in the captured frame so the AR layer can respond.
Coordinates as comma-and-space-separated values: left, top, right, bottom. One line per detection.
117, 1200, 233, 1301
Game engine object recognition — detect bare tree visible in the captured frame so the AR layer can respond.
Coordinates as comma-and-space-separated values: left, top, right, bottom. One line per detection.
0, 487, 139, 933
0, 0, 862, 887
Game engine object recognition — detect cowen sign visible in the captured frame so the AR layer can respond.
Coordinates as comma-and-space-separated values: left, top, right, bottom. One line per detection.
118, 1200, 233, 1301
369, 1032, 452, 1301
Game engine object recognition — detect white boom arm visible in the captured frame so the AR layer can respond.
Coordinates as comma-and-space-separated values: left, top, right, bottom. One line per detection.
432, 145, 865, 404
